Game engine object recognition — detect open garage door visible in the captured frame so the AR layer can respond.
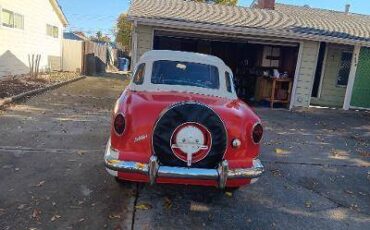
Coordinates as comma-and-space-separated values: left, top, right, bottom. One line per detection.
153, 31, 299, 108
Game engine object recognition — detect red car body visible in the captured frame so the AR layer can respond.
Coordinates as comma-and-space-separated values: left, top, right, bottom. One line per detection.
105, 50, 264, 189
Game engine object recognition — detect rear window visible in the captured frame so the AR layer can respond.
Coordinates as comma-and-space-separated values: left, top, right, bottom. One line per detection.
151, 60, 219, 89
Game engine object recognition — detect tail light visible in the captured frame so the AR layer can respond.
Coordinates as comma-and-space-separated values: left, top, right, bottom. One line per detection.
252, 123, 263, 144
114, 113, 125, 135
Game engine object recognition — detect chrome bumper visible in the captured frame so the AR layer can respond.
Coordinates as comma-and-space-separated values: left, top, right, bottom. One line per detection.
104, 141, 264, 189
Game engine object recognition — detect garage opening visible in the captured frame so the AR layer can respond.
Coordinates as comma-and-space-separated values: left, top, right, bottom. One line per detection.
153, 31, 299, 108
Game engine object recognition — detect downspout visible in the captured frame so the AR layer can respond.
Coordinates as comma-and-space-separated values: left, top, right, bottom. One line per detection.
60, 27, 64, 71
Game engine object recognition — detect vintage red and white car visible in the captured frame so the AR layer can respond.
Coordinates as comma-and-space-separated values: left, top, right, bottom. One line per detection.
104, 50, 264, 189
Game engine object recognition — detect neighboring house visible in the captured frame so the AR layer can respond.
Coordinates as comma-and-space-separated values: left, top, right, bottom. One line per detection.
127, 0, 370, 110
0, 0, 68, 77
63, 31, 89, 41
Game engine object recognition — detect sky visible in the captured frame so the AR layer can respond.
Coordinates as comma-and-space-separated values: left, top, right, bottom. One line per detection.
58, 0, 130, 37
59, 0, 370, 39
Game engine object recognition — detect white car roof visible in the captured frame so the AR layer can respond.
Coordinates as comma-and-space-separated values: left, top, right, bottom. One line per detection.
140, 50, 226, 67
129, 50, 237, 100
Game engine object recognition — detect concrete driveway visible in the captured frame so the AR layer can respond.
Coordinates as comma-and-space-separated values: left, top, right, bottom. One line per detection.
0, 76, 369, 229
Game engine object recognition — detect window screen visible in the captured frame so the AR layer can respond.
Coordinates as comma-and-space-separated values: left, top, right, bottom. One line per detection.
337, 51, 353, 86
151, 60, 219, 89
133, 63, 145, 85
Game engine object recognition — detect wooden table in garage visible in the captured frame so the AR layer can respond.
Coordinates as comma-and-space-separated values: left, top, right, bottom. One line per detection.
255, 77, 293, 108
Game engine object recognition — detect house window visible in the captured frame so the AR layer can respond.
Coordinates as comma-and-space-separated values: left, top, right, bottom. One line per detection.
133, 63, 145, 85
337, 51, 353, 87
47, 24, 59, 38
1, 9, 24, 29
14, 13, 24, 29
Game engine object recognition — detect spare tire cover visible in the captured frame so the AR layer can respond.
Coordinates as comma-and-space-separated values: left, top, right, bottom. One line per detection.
152, 102, 227, 168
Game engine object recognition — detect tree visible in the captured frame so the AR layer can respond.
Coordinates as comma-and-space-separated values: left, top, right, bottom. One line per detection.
101, 35, 111, 43
90, 31, 111, 43
116, 13, 132, 51
96, 31, 103, 41
194, 0, 238, 5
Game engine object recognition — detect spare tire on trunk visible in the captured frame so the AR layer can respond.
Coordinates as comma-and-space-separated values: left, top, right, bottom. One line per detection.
152, 102, 227, 168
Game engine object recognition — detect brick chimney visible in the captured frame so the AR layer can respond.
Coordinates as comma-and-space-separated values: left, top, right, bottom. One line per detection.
252, 0, 276, 10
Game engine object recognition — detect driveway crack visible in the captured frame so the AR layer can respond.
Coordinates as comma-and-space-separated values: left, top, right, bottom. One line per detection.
131, 183, 140, 230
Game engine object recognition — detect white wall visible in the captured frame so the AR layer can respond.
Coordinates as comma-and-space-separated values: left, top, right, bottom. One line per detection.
131, 24, 154, 68
0, 0, 64, 77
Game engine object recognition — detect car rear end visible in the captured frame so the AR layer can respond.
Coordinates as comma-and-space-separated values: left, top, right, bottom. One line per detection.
104, 50, 264, 189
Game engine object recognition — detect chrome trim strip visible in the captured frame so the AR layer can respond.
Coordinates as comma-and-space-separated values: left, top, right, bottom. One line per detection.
227, 159, 264, 179
106, 160, 149, 174
148, 156, 159, 185
104, 143, 264, 188
157, 166, 219, 179
217, 160, 229, 189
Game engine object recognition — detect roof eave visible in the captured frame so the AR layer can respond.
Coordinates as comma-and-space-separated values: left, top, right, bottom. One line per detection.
128, 16, 370, 47
50, 0, 68, 27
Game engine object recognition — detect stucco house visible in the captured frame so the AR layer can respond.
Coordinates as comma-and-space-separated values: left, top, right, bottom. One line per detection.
127, 0, 370, 110
0, 0, 68, 77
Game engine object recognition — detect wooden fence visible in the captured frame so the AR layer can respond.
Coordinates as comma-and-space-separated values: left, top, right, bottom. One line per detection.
84, 41, 107, 75
62, 39, 83, 72
62, 39, 113, 75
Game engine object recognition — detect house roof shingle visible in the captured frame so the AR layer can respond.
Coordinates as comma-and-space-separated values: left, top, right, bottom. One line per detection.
128, 0, 370, 45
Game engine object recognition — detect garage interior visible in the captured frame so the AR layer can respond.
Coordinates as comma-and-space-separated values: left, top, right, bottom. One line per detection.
153, 31, 299, 108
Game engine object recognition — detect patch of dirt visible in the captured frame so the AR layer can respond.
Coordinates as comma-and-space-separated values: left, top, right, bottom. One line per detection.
0, 72, 80, 99
0, 79, 41, 98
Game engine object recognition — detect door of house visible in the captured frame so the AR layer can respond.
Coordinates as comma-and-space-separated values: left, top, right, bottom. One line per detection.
351, 47, 370, 109
310, 45, 353, 107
